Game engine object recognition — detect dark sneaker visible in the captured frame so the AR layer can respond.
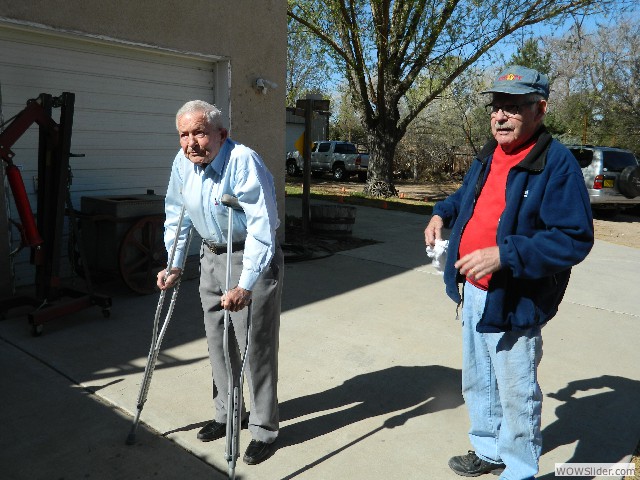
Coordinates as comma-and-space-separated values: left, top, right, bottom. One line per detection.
243, 439, 277, 465
448, 450, 505, 477
196, 420, 226, 442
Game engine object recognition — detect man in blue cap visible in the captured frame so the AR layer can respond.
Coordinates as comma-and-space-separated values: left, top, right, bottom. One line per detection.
425, 66, 594, 478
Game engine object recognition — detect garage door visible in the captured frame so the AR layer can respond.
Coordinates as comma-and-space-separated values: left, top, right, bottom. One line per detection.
0, 25, 225, 286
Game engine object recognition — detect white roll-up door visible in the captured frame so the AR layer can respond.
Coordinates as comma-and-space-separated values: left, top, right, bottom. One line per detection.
0, 24, 225, 286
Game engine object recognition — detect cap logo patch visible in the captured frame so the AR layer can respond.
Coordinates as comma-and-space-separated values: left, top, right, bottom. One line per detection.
499, 73, 523, 81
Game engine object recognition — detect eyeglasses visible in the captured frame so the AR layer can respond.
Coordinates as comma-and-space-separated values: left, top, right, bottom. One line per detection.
485, 101, 537, 117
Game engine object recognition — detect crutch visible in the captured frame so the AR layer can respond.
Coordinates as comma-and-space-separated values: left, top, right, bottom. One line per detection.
220, 194, 252, 480
126, 205, 193, 445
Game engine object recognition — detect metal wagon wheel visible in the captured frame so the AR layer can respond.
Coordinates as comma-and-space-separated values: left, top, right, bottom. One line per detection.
118, 215, 166, 294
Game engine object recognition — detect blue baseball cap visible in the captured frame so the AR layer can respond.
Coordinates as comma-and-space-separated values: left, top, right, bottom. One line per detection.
481, 65, 549, 99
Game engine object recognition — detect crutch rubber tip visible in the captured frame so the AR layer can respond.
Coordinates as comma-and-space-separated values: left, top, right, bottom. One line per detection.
125, 433, 137, 445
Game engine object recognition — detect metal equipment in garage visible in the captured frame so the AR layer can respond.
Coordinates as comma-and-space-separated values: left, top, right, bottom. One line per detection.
0, 92, 112, 335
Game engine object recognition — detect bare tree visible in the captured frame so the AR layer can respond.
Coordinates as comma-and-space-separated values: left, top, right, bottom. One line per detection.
544, 15, 640, 152
330, 81, 369, 144
597, 18, 640, 151
288, 0, 633, 197
395, 66, 490, 182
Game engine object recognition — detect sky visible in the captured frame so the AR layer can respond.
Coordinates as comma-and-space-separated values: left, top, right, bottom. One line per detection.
318, 3, 639, 106
493, 5, 638, 62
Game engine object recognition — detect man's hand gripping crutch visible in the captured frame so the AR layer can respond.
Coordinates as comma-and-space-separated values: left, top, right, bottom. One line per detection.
125, 204, 193, 445
219, 194, 252, 480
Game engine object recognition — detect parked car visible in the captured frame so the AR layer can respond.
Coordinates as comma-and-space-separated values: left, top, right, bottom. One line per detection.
566, 144, 640, 215
286, 140, 369, 181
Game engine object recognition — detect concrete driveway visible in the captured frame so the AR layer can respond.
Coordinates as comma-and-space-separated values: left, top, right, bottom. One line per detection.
1, 197, 638, 480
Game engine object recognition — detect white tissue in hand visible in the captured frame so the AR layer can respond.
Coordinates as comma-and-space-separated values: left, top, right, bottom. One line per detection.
425, 239, 448, 273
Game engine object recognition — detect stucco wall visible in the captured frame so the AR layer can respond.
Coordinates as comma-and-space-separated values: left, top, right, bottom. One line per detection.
0, 0, 287, 221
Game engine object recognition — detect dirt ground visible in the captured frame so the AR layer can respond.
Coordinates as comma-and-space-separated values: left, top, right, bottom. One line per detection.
308, 179, 640, 250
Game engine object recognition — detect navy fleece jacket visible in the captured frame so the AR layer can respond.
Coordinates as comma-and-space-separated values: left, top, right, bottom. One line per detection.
433, 128, 594, 332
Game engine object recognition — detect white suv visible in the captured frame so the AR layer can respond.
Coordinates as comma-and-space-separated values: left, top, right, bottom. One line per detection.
566, 145, 640, 215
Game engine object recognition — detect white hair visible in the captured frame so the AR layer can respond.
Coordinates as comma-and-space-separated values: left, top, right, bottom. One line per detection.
175, 100, 223, 130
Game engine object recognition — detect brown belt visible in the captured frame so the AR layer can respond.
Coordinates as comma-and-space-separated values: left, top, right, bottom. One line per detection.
202, 239, 245, 255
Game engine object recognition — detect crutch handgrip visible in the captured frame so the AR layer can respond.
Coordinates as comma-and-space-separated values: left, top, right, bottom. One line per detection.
221, 194, 243, 211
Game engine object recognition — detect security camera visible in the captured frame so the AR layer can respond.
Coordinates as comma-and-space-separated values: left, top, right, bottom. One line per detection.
255, 78, 278, 94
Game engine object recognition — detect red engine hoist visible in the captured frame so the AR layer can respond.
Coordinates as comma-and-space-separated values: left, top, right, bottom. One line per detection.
0, 93, 111, 335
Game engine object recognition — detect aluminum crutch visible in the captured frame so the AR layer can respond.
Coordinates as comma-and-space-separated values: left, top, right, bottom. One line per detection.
220, 194, 252, 480
126, 205, 193, 445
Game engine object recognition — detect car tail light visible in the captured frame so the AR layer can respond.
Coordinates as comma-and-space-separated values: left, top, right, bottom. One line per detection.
593, 175, 604, 190
355, 155, 361, 167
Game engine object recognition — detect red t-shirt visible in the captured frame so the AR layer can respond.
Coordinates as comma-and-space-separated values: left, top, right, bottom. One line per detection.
459, 141, 536, 290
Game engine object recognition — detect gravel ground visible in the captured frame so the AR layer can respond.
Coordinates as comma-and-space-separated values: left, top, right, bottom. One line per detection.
592, 211, 640, 249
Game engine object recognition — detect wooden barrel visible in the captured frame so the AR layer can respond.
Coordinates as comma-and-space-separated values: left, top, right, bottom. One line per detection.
310, 204, 357, 235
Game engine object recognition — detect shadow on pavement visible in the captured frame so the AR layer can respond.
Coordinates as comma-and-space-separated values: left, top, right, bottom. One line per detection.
537, 375, 640, 479
0, 339, 218, 480
278, 365, 462, 448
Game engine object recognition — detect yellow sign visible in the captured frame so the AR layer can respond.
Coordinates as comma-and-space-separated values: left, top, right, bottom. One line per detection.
294, 132, 306, 156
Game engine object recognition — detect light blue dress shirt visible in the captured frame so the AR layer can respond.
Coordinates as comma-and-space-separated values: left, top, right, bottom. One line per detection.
163, 138, 279, 290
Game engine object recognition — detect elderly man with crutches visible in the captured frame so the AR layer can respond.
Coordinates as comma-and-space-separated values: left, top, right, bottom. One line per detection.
158, 100, 284, 472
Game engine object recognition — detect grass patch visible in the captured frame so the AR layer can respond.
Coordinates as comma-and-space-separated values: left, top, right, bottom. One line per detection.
285, 184, 435, 216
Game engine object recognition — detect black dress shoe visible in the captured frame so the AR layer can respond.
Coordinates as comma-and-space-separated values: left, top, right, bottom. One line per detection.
197, 418, 249, 442
243, 439, 276, 465
196, 420, 226, 442
448, 450, 505, 477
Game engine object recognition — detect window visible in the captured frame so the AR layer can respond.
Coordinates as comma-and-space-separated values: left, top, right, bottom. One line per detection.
317, 142, 330, 153
602, 151, 638, 172
569, 149, 593, 169
333, 143, 357, 154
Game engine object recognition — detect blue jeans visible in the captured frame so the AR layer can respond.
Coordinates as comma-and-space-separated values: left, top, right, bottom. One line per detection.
461, 282, 543, 480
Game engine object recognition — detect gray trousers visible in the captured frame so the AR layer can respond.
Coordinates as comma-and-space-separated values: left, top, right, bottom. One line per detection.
198, 242, 283, 443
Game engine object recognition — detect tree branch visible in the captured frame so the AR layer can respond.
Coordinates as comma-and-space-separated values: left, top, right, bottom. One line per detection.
287, 8, 354, 67
328, 1, 376, 126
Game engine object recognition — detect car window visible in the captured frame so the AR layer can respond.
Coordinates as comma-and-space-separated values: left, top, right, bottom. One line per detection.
569, 148, 593, 169
333, 143, 357, 154
317, 142, 330, 152
602, 151, 638, 172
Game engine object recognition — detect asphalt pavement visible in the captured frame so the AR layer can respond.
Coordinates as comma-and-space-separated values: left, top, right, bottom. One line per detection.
1, 197, 638, 480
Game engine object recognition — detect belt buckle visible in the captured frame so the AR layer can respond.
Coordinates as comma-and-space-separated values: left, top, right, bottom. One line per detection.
204, 240, 218, 254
